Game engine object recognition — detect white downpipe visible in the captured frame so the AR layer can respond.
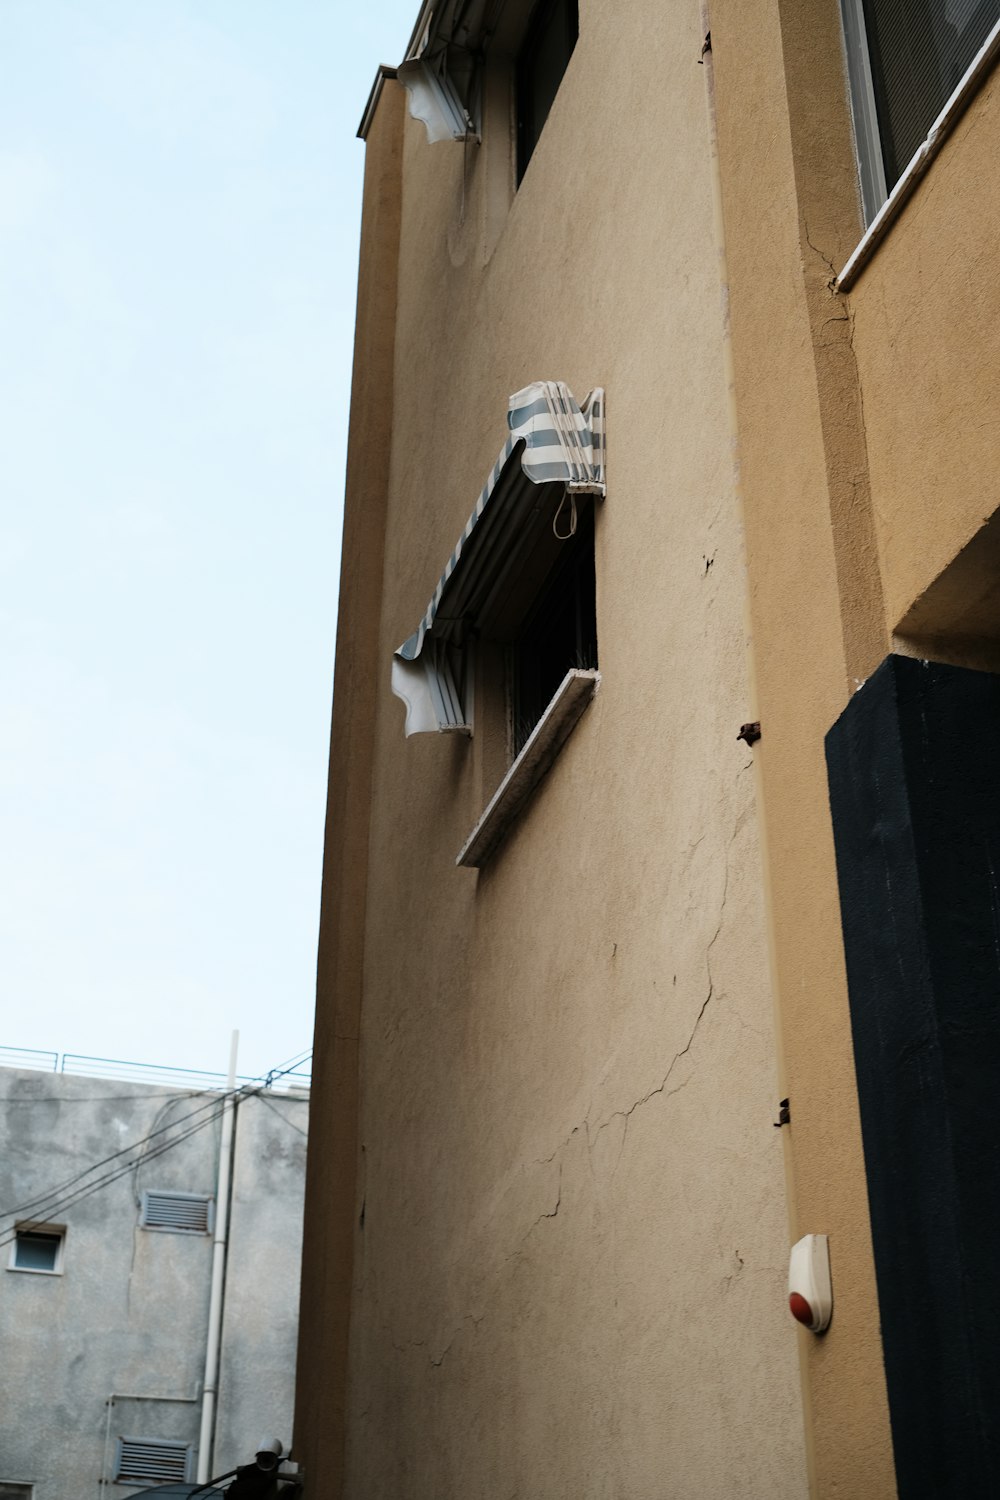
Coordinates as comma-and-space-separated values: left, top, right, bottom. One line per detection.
197, 1030, 239, 1483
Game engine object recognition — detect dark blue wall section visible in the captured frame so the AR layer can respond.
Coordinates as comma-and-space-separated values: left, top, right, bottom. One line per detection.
826, 654, 1000, 1499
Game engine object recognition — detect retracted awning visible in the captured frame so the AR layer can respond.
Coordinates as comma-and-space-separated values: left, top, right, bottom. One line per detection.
392, 381, 605, 736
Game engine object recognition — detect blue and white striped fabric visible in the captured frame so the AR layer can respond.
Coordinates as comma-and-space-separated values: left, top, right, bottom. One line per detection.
396, 382, 605, 663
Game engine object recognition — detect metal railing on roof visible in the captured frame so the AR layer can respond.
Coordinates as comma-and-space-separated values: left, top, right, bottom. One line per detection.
0, 1045, 59, 1072
0, 1046, 310, 1094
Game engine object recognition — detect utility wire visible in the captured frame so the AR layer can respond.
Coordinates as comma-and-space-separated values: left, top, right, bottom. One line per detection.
0, 1049, 312, 1228
0, 1089, 227, 1222
1, 1068, 312, 1249
0, 1103, 228, 1251
253, 1091, 309, 1139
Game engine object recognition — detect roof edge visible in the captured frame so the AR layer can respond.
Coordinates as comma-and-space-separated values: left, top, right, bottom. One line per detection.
357, 64, 399, 141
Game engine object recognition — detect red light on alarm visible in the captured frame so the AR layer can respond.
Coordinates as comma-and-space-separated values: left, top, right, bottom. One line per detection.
789, 1292, 813, 1326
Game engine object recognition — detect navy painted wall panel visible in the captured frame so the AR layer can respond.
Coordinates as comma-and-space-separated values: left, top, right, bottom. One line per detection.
826, 654, 1000, 1498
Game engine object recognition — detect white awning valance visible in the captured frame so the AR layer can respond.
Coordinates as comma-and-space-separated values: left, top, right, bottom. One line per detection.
391, 380, 605, 736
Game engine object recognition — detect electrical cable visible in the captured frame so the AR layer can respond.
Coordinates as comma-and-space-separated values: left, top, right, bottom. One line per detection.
0, 1049, 312, 1230
0, 1089, 226, 1222
0, 1103, 229, 1250
252, 1091, 309, 1139
0, 1050, 311, 1222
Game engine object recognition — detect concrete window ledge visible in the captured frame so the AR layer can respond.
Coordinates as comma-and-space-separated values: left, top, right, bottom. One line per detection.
457, 668, 600, 868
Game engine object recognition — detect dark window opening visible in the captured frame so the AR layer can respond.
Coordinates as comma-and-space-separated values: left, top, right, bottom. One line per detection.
861, 0, 1000, 191
515, 0, 579, 184
12, 1230, 62, 1273
511, 499, 597, 754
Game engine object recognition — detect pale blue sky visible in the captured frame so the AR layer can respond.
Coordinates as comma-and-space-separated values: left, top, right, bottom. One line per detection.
1, 0, 415, 1079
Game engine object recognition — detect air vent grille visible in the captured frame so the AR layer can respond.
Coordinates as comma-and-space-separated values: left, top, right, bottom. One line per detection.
115, 1438, 190, 1484
140, 1191, 212, 1233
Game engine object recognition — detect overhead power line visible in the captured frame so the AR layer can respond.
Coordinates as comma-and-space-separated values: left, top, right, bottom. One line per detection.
0, 1049, 312, 1239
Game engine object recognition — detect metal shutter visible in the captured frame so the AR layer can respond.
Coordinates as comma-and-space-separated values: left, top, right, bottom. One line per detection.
115, 1438, 190, 1484
140, 1191, 212, 1233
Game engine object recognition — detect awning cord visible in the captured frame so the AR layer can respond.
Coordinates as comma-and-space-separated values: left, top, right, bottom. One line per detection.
553, 491, 578, 540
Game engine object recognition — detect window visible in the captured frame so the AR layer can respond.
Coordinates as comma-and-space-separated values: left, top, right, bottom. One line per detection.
843, 0, 1000, 219
391, 381, 605, 866
395, 0, 579, 187
8, 1225, 65, 1275
139, 1191, 213, 1234
511, 500, 597, 754
0, 1483, 34, 1498
114, 1438, 192, 1486
515, 0, 579, 181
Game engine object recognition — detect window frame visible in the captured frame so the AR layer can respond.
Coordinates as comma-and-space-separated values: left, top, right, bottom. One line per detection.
841, 0, 1000, 226
838, 9, 1000, 286
840, 0, 889, 223
7, 1224, 66, 1277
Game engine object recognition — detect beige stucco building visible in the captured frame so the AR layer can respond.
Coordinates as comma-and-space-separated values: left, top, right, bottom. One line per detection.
296, 2, 1000, 1496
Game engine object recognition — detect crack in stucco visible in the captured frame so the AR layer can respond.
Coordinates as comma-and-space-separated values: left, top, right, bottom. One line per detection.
386, 1169, 562, 1371
534, 849, 732, 1182
802, 219, 839, 291
384, 837, 737, 1374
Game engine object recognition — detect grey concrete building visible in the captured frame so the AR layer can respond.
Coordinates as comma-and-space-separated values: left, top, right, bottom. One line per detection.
0, 1057, 307, 1498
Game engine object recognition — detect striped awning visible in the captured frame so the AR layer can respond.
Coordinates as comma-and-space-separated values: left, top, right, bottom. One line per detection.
391, 381, 604, 737
396, 382, 605, 665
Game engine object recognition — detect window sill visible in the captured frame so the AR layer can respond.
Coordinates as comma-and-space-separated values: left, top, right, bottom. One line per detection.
457, 668, 599, 868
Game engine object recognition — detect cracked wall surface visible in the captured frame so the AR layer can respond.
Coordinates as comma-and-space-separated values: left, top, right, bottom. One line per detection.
327, 1, 809, 1494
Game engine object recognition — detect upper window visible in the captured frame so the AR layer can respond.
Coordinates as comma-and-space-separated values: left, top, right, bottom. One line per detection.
515, 0, 579, 183
8, 1226, 65, 1275
843, 0, 1000, 219
395, 0, 580, 192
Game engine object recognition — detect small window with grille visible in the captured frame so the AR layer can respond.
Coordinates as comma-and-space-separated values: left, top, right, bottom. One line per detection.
0, 1483, 35, 1498
8, 1225, 65, 1275
114, 1438, 192, 1486
139, 1191, 213, 1235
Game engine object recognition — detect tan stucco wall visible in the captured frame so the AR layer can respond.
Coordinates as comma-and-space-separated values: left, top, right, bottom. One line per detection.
295, 81, 404, 1497
844, 73, 1000, 642
709, 1, 1000, 1494
301, 0, 1000, 1491
316, 3, 810, 1495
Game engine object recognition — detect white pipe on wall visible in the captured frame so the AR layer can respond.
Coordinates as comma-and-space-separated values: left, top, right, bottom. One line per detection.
196, 1030, 239, 1484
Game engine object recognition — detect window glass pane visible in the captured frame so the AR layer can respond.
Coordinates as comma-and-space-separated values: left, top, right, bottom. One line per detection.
512, 501, 596, 754
862, 0, 1000, 188
515, 0, 579, 183
14, 1231, 61, 1271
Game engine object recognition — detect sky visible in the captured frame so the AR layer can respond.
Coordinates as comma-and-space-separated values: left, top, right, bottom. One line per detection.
1, 0, 416, 1082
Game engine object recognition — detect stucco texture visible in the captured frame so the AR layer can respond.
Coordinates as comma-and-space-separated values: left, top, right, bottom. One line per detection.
312, 2, 809, 1495
844, 73, 1000, 641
